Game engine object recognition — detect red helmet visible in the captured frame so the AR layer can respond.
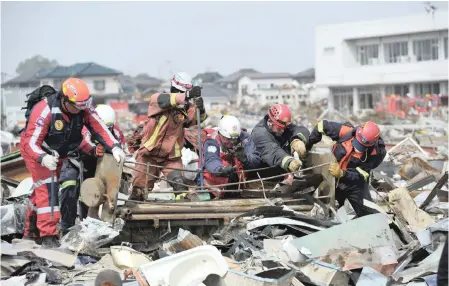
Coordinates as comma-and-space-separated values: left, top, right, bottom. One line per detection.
268, 104, 292, 127
356, 121, 380, 147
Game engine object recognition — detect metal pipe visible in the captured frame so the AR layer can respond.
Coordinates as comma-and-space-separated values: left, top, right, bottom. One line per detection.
128, 212, 245, 221
121, 204, 313, 214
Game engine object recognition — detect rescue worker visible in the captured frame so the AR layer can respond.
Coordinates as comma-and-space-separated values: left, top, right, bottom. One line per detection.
306, 120, 386, 217
59, 104, 126, 235
203, 115, 261, 198
20, 78, 126, 247
130, 72, 207, 201
251, 104, 310, 179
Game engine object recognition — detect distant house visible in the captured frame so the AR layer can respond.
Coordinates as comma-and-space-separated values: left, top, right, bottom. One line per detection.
294, 68, 315, 84
237, 73, 306, 107
201, 83, 236, 110
133, 74, 162, 94
117, 75, 139, 95
193, 72, 223, 84
37, 62, 123, 104
217, 68, 260, 89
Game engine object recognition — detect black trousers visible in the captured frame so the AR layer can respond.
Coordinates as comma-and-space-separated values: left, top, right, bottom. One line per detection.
59, 156, 96, 232
335, 179, 379, 217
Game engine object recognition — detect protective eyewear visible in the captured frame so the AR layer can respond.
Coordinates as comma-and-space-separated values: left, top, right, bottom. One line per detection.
65, 96, 92, 111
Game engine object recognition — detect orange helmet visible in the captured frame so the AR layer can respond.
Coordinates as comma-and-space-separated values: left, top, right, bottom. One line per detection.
61, 78, 92, 110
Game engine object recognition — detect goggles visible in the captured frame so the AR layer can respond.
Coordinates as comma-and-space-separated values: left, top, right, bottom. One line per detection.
64, 96, 92, 111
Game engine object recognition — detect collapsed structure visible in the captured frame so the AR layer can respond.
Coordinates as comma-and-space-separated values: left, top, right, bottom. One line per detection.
1, 100, 447, 285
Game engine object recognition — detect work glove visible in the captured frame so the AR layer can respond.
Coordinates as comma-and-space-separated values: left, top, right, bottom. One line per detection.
233, 148, 246, 163
288, 159, 302, 172
194, 96, 204, 110
186, 86, 201, 99
95, 144, 104, 157
41, 154, 59, 171
329, 163, 344, 178
219, 165, 236, 177
112, 147, 126, 163
291, 139, 307, 159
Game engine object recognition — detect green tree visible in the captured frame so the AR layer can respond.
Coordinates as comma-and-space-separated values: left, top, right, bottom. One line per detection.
15, 55, 59, 75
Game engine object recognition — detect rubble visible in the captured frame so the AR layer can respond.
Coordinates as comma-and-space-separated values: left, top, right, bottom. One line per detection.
1, 106, 448, 285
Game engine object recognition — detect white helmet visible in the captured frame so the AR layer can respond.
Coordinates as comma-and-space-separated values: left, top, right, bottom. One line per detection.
171, 72, 193, 92
96, 104, 116, 128
218, 115, 241, 139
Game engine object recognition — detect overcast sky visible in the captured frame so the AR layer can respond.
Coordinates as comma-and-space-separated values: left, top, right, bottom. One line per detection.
1, 1, 448, 78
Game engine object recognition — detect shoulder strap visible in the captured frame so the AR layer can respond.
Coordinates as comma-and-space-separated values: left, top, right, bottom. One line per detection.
337, 127, 357, 143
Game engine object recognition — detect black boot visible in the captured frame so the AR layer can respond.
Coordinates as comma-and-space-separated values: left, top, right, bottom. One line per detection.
167, 171, 188, 192
41, 235, 60, 248
129, 187, 144, 201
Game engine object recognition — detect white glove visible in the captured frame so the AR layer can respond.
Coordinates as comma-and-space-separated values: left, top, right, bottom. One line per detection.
112, 147, 126, 163
41, 154, 58, 171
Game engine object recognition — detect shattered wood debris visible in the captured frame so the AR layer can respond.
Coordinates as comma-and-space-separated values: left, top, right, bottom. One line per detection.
1, 113, 448, 286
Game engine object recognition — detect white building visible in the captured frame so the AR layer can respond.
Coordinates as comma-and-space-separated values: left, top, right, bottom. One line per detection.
237, 73, 308, 107
315, 11, 449, 115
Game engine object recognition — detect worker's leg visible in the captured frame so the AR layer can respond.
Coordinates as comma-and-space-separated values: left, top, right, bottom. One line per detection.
79, 156, 97, 220
59, 159, 80, 234
342, 180, 379, 217
23, 153, 61, 238
163, 158, 187, 192
131, 153, 160, 200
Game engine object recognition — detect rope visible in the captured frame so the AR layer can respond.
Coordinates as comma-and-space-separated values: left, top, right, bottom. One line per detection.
126, 162, 331, 192
125, 160, 277, 175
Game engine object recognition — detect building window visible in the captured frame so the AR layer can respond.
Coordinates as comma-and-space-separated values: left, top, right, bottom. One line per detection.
331, 88, 353, 114
445, 37, 448, 59
323, 47, 335, 56
359, 87, 380, 109
94, 80, 106, 91
356, 44, 379, 65
384, 42, 408, 63
415, 82, 440, 95
386, 85, 410, 97
413, 39, 439, 61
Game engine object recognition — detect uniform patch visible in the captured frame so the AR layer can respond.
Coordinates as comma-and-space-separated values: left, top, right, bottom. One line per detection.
54, 120, 64, 131
35, 117, 45, 127
207, 145, 217, 153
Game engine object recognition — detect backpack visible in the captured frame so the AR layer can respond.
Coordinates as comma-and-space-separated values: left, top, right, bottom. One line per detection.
21, 85, 57, 131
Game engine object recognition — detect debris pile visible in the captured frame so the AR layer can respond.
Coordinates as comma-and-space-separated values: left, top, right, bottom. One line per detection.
0, 102, 447, 285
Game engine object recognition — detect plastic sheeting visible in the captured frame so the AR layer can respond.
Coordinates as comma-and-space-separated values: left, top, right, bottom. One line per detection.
0, 201, 29, 236
60, 217, 125, 253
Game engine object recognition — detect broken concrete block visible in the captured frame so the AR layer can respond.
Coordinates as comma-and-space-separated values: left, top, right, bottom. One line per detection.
388, 188, 435, 232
